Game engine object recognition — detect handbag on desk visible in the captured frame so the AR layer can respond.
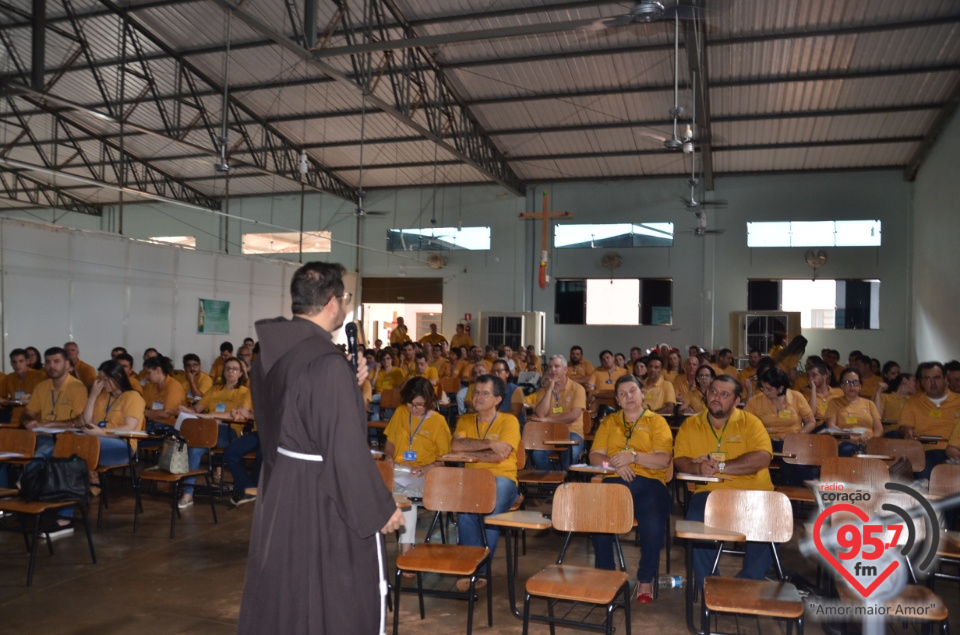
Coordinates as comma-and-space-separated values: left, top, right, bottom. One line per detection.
20, 454, 90, 502
157, 436, 189, 474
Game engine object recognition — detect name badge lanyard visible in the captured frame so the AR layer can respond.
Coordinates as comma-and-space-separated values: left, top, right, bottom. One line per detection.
48, 388, 63, 421
101, 394, 118, 426
553, 387, 561, 410
709, 417, 732, 453
477, 412, 499, 440
408, 411, 428, 450
622, 410, 646, 450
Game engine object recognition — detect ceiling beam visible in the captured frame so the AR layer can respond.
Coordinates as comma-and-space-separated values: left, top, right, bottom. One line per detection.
0, 165, 103, 215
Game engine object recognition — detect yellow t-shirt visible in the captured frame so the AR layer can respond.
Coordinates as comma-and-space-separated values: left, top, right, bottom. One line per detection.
142, 376, 187, 424
738, 367, 758, 395
878, 393, 908, 431
73, 359, 98, 388
454, 412, 521, 484
567, 360, 594, 381
91, 390, 146, 449
525, 380, 587, 437
26, 376, 88, 423
674, 409, 774, 494
384, 405, 452, 467
793, 373, 810, 395
588, 367, 626, 391
199, 385, 253, 415
449, 333, 474, 350
592, 409, 673, 484
399, 359, 417, 377
429, 358, 451, 378
410, 366, 439, 384
825, 397, 881, 439
811, 387, 844, 421
418, 333, 447, 346
389, 327, 410, 345
0, 370, 46, 425
127, 371, 144, 395
711, 364, 738, 379
374, 368, 406, 394
900, 391, 960, 450
743, 389, 813, 440
858, 375, 882, 400
177, 371, 214, 404
643, 376, 677, 411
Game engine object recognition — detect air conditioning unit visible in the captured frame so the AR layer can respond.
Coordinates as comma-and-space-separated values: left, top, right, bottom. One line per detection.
476, 311, 546, 355
729, 311, 802, 358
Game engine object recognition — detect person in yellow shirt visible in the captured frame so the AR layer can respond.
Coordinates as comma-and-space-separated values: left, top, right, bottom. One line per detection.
383, 378, 452, 559
711, 348, 738, 379
524, 345, 544, 374
674, 375, 773, 587
0, 348, 46, 426
852, 353, 882, 400
418, 323, 446, 347
586, 350, 627, 393
404, 353, 439, 396
389, 316, 411, 346
451, 374, 520, 591
527, 354, 587, 470
744, 367, 816, 442
22, 347, 89, 428
663, 350, 683, 384
78, 359, 146, 474
899, 362, 960, 479
673, 355, 700, 403
399, 342, 417, 376
64, 341, 97, 388
679, 365, 715, 415
178, 354, 214, 405
428, 346, 451, 378
142, 356, 188, 428
873, 373, 917, 434
114, 353, 144, 396
806, 362, 842, 423
737, 349, 761, 395
370, 350, 406, 421
449, 323, 474, 351
642, 355, 677, 415
589, 375, 673, 602
566, 345, 594, 386
825, 368, 883, 456
209, 341, 234, 382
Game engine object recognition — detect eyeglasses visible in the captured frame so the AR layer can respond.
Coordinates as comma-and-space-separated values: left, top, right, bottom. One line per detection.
842, 379, 860, 386
706, 388, 736, 400
474, 390, 495, 398
409, 400, 426, 409
340, 292, 353, 304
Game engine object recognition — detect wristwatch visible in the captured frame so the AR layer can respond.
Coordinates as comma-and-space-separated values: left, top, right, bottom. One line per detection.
718, 461, 726, 473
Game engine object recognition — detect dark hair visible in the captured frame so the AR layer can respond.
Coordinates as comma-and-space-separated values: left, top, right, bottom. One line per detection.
718, 348, 732, 357
219, 341, 234, 354
599, 349, 613, 359
696, 365, 717, 380
378, 349, 394, 364
143, 355, 174, 377
840, 367, 862, 383
290, 262, 346, 316
943, 360, 960, 373
915, 361, 944, 379
44, 346, 67, 360
9, 348, 26, 360
755, 356, 778, 377
183, 353, 201, 365
775, 335, 808, 363
400, 377, 436, 410
220, 357, 249, 387
25, 346, 43, 370
758, 367, 791, 395
810, 362, 831, 378
115, 352, 134, 366
711, 374, 742, 399
476, 374, 505, 400
143, 347, 159, 358
885, 373, 913, 393
98, 359, 133, 392
414, 352, 427, 362
570, 345, 583, 354
111, 346, 128, 356
647, 353, 664, 366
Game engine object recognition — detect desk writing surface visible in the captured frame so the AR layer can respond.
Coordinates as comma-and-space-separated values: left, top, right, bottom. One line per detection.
675, 520, 746, 542
675, 472, 732, 483
569, 464, 616, 475
485, 510, 552, 530
439, 453, 479, 463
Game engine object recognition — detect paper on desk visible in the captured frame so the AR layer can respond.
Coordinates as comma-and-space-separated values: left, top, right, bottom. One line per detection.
174, 411, 194, 431
0, 451, 24, 459
30, 427, 71, 434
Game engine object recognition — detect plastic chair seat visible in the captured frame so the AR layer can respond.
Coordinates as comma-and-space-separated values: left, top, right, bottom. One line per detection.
397, 543, 489, 576
775, 485, 815, 502
139, 466, 210, 482
526, 565, 629, 604
517, 469, 565, 485
0, 498, 75, 515
703, 577, 804, 619
836, 584, 948, 622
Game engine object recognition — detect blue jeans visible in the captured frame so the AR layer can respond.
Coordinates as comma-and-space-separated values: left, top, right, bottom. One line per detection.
457, 476, 518, 566
183, 423, 236, 496
592, 476, 672, 582
531, 432, 583, 471
919, 449, 947, 481
686, 491, 773, 587
369, 393, 382, 421
224, 432, 261, 494
456, 386, 469, 415
98, 436, 133, 466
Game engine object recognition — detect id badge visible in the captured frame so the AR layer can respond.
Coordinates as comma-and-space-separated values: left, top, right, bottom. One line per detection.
152, 401, 164, 410
778, 410, 793, 419
403, 450, 417, 461
845, 415, 858, 425
605, 379, 613, 385
14, 391, 24, 401
215, 403, 227, 413
930, 410, 943, 418
98, 420, 107, 428
552, 406, 563, 414
709, 451, 726, 463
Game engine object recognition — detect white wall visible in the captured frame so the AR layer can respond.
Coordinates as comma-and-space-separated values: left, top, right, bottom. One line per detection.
913, 108, 960, 364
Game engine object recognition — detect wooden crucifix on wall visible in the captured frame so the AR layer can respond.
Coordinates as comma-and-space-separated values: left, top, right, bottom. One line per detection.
519, 191, 573, 289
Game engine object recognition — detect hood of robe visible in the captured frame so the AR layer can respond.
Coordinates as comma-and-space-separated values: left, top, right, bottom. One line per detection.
254, 316, 330, 374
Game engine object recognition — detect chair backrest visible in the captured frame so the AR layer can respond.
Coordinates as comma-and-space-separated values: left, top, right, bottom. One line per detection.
423, 467, 496, 514
704, 489, 794, 543
782, 433, 838, 466
0, 427, 36, 457
930, 463, 960, 498
582, 409, 594, 436
380, 388, 402, 409
439, 376, 461, 395
521, 420, 568, 451
552, 482, 634, 534
865, 437, 925, 473
53, 433, 100, 471
819, 456, 889, 519
516, 439, 526, 470
376, 458, 394, 491
179, 418, 219, 449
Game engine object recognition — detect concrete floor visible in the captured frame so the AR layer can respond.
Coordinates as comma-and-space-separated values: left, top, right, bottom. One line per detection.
0, 486, 956, 634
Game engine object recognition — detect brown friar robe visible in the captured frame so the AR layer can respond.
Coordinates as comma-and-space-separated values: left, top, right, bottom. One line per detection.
238, 316, 396, 634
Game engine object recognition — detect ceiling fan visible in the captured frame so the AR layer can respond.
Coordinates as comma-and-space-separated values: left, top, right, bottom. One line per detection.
354, 93, 388, 218
685, 209, 725, 237
589, 1, 703, 30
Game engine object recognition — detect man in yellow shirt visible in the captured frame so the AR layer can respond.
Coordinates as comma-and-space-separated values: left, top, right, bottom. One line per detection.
418, 323, 446, 346
22, 347, 89, 428
737, 349, 761, 394
0, 348, 46, 425
854, 353, 882, 399
178, 354, 214, 405
389, 316, 411, 346
900, 361, 960, 479
449, 323, 474, 351
114, 353, 144, 395
451, 374, 520, 591
528, 354, 587, 470
946, 360, 960, 394
711, 348, 739, 379
64, 341, 97, 388
566, 345, 594, 386
643, 355, 677, 415
404, 353, 439, 393
399, 342, 417, 376
674, 375, 774, 587
586, 350, 626, 393
209, 341, 234, 381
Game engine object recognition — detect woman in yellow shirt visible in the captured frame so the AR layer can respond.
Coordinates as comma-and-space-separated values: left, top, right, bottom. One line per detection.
679, 365, 715, 416
383, 378, 452, 564
806, 362, 843, 423
744, 367, 816, 442
874, 373, 917, 434
370, 350, 406, 421
663, 350, 682, 384
589, 374, 673, 603
142, 356, 187, 428
825, 368, 883, 456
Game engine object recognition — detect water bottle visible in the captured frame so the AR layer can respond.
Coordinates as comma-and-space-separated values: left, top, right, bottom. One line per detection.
658, 575, 684, 589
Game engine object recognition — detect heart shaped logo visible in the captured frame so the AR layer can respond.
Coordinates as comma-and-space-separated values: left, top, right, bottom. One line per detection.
813, 503, 899, 598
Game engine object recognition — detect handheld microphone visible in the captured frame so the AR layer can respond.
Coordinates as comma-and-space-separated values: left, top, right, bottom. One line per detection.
345, 322, 359, 371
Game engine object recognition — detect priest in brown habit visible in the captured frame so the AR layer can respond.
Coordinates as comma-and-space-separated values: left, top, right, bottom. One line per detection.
238, 262, 404, 634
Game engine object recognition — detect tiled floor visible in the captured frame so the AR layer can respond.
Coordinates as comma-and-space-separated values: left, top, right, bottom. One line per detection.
0, 486, 956, 634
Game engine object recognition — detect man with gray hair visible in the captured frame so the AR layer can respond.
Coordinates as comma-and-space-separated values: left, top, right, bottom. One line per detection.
239, 262, 403, 634
526, 354, 587, 470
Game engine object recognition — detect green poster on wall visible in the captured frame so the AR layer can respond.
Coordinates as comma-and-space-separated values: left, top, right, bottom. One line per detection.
198, 299, 230, 334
